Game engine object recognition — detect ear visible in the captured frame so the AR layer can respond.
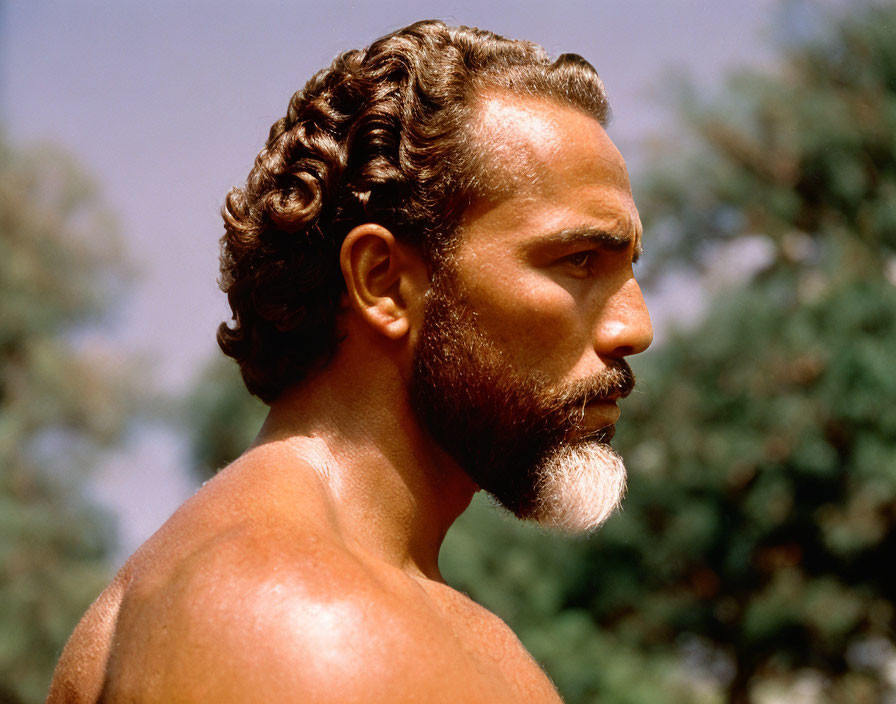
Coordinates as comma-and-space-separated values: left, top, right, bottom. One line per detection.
340, 224, 428, 340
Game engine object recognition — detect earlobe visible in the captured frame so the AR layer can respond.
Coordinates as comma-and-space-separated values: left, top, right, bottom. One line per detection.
340, 224, 423, 340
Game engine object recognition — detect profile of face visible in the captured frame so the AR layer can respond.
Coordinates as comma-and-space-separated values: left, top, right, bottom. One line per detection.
410, 95, 653, 534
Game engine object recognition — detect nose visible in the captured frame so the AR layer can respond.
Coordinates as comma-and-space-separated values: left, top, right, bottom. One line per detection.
594, 275, 653, 359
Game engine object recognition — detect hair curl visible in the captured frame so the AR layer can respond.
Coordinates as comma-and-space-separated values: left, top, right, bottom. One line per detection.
218, 20, 610, 402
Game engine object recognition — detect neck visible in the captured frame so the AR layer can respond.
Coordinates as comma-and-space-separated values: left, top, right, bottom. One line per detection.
255, 350, 477, 581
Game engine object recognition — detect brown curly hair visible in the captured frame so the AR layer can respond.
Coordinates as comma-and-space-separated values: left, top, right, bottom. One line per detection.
218, 20, 610, 402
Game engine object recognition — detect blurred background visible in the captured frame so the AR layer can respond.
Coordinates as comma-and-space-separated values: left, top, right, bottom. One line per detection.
2, 0, 894, 702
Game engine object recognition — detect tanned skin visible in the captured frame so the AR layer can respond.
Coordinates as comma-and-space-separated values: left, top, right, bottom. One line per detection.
48, 94, 652, 704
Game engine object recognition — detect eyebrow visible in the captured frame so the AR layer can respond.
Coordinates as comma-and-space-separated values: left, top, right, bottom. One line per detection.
533, 225, 644, 263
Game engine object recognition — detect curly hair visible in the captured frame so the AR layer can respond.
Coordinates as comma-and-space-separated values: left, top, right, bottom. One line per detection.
218, 20, 610, 402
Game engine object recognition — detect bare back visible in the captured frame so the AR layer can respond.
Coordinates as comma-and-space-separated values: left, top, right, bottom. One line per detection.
48, 445, 562, 703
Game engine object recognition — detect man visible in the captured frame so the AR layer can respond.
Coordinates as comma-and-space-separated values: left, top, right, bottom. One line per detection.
49, 20, 651, 703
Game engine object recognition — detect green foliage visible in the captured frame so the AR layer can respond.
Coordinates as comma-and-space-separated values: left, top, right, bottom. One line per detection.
0, 134, 135, 703
588, 4, 896, 701
454, 3, 896, 701
599, 277, 896, 701
642, 2, 896, 285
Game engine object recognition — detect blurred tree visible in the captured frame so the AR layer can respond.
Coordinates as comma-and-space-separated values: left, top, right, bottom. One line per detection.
0, 134, 138, 703
448, 5, 896, 700
580, 3, 896, 702
185, 3, 896, 703
590, 278, 896, 704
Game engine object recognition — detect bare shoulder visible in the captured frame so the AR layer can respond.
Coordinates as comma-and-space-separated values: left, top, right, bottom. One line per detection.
51, 447, 561, 703
47, 573, 128, 704
418, 579, 563, 701
100, 526, 506, 703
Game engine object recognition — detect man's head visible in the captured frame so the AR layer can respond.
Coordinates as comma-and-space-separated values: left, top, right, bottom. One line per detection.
219, 21, 651, 533
411, 96, 652, 532
218, 20, 610, 402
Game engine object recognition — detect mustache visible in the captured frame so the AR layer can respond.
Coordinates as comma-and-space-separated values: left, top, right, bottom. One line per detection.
536, 360, 635, 443
551, 360, 636, 409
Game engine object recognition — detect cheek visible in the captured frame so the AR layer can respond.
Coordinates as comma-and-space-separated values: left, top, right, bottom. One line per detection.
465, 277, 590, 372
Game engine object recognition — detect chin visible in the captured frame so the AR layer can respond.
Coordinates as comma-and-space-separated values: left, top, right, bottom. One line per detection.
527, 439, 627, 536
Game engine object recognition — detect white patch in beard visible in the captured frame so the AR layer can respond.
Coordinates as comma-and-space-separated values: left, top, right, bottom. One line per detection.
531, 439, 627, 535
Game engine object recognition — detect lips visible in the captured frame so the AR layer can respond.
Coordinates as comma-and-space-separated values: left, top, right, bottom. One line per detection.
584, 399, 621, 425
551, 360, 635, 442
561, 398, 620, 444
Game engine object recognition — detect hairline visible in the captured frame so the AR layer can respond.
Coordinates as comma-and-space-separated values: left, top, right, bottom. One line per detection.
435, 87, 612, 264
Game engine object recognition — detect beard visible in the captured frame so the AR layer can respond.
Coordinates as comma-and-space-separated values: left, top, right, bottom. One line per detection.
409, 267, 635, 535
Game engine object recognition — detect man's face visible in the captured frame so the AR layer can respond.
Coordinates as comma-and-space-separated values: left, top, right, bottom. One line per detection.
410, 94, 653, 534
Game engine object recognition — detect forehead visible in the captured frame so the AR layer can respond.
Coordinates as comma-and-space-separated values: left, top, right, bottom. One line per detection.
469, 93, 631, 192
457, 93, 641, 254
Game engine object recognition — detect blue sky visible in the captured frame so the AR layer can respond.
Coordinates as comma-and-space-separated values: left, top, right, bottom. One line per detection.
3, 0, 834, 558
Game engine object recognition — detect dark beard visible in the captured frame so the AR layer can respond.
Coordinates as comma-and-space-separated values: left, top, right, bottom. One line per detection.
409, 268, 635, 520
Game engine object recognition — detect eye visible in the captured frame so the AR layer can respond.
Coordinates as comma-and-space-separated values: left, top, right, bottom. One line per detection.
565, 251, 596, 270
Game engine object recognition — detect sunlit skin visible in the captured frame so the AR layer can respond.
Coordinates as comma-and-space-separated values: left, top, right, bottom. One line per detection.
454, 94, 652, 434
48, 95, 651, 703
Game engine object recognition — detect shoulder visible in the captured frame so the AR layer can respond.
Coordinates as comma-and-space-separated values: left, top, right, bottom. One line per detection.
47, 574, 128, 704
102, 525, 491, 703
